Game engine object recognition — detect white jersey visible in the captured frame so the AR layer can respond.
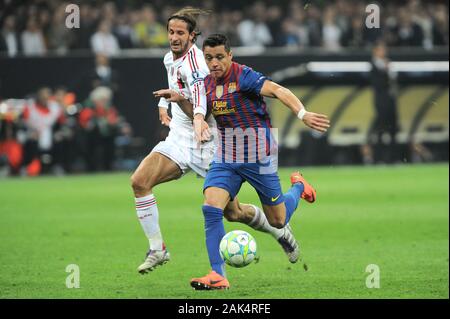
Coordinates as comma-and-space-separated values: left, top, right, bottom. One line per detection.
152, 44, 216, 177
158, 44, 216, 135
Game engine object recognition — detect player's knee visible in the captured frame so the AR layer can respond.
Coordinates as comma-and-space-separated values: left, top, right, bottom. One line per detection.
203, 199, 222, 209
267, 214, 285, 229
130, 173, 152, 194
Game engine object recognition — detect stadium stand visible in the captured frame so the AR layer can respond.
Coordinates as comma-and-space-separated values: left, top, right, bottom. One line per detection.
328, 87, 374, 146
413, 87, 449, 143
396, 85, 438, 144
0, 0, 448, 174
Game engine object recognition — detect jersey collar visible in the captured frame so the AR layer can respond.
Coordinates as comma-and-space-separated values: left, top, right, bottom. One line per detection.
215, 62, 236, 84
172, 43, 195, 62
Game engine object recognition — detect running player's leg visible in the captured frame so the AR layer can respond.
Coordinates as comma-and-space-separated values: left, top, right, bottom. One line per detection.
259, 171, 316, 228
190, 162, 243, 290
236, 167, 315, 264
131, 151, 182, 196
191, 140, 297, 260
131, 151, 183, 273
223, 199, 301, 263
224, 199, 283, 238
235, 164, 298, 228
203, 187, 230, 274
235, 163, 316, 228
190, 139, 281, 236
190, 186, 231, 290
261, 189, 301, 229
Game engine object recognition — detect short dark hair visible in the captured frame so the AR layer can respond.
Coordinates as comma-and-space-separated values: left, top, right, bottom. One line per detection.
202, 34, 231, 52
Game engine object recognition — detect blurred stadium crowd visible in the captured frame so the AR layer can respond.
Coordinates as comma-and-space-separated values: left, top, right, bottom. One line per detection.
0, 83, 132, 177
0, 0, 448, 57
0, 0, 448, 177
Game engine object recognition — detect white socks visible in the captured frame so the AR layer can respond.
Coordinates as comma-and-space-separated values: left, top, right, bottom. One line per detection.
248, 205, 284, 239
135, 194, 164, 251
135, 196, 282, 250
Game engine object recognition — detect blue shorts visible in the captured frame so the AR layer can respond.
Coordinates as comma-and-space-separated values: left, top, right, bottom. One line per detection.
203, 161, 284, 206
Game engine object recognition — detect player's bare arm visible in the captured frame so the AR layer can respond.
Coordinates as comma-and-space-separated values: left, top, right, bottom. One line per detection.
154, 89, 211, 142
154, 89, 194, 118
260, 80, 331, 133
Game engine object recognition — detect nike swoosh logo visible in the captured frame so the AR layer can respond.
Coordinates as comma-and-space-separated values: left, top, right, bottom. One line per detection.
210, 280, 223, 285
271, 195, 281, 202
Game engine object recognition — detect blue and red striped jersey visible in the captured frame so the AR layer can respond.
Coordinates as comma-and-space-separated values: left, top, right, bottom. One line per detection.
205, 62, 276, 163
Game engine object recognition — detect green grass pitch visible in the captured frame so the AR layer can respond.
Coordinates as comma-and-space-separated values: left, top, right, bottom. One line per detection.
0, 164, 448, 298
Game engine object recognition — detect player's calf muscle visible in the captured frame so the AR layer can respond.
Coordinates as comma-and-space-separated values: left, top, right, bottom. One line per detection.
266, 216, 285, 229
263, 205, 286, 229
224, 203, 254, 224
223, 206, 241, 222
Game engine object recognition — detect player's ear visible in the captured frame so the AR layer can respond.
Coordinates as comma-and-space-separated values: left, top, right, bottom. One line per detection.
229, 50, 233, 59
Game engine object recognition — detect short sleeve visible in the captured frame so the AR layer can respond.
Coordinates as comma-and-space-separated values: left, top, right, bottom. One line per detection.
239, 66, 268, 95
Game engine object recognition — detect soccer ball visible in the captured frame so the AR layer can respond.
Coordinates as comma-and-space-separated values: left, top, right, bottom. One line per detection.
219, 230, 257, 268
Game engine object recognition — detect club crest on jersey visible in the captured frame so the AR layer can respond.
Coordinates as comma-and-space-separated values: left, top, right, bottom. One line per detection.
192, 70, 200, 79
190, 71, 204, 86
228, 82, 236, 93
216, 85, 223, 98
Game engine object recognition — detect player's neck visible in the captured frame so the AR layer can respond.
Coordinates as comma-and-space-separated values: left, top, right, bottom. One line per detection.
216, 63, 233, 83
172, 43, 194, 61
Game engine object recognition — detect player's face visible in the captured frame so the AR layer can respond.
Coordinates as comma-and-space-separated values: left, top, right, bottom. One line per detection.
37, 88, 51, 106
168, 19, 194, 57
203, 45, 233, 80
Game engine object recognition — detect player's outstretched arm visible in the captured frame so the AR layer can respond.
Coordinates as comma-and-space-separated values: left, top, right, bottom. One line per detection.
153, 89, 211, 142
260, 80, 330, 133
154, 89, 194, 119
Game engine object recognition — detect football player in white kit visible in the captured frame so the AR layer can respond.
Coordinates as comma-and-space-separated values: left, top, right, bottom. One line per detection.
131, 7, 300, 274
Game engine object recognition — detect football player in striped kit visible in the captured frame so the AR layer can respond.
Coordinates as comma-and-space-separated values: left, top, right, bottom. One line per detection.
133, 8, 300, 275
155, 34, 330, 289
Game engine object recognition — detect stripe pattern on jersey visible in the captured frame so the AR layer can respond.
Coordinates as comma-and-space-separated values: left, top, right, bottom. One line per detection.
205, 62, 274, 163
187, 49, 202, 111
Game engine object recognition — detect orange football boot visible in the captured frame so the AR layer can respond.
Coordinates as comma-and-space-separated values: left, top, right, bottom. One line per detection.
290, 171, 316, 203
190, 270, 230, 290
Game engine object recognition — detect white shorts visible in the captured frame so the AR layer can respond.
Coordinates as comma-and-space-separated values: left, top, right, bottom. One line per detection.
151, 128, 216, 178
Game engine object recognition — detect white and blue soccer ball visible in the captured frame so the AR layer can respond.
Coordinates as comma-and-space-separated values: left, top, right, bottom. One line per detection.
219, 230, 257, 268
